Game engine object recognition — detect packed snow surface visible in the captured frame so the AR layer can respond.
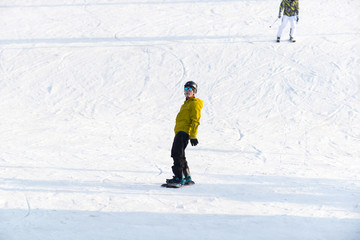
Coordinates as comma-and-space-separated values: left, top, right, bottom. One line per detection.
1, 0, 360, 239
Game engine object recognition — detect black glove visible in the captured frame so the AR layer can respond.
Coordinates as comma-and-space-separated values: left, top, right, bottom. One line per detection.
190, 139, 198, 146
278, 13, 282, 19
296, 15, 299, 22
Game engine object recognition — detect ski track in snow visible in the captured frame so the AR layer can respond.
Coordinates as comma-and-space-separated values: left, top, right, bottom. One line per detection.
0, 0, 360, 240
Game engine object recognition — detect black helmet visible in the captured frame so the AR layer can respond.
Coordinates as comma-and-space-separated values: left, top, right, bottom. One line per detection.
184, 81, 198, 93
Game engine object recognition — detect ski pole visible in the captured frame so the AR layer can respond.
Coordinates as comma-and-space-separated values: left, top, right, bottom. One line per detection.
269, 18, 279, 28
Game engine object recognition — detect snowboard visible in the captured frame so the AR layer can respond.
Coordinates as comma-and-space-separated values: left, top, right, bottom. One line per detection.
161, 181, 195, 188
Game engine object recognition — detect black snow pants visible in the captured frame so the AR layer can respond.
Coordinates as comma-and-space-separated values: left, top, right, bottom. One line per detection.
171, 131, 190, 179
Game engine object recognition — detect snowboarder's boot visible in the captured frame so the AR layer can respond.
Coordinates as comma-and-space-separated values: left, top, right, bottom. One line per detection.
166, 176, 175, 184
167, 176, 185, 188
184, 176, 195, 185
276, 37, 280, 42
290, 36, 296, 42
183, 167, 195, 185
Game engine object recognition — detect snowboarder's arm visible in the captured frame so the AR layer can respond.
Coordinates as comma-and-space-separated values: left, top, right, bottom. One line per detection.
189, 102, 202, 139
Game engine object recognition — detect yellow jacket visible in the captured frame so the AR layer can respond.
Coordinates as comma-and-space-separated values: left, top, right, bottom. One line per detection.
279, 0, 299, 17
174, 97, 203, 139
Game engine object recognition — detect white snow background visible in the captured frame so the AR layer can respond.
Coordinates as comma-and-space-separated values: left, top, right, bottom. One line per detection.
1, 0, 360, 239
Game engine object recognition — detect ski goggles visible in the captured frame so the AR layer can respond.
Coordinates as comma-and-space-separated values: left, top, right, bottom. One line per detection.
184, 87, 193, 91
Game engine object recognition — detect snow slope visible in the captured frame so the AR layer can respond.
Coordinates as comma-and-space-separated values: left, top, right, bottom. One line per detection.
0, 0, 360, 239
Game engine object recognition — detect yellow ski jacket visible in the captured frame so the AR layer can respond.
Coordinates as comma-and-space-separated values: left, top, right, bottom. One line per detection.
279, 0, 299, 17
174, 97, 203, 139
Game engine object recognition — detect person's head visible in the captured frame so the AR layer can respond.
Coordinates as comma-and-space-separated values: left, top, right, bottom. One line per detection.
184, 81, 197, 98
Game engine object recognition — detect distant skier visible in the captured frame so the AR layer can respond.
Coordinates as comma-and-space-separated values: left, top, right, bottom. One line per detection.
166, 81, 203, 188
277, 0, 299, 42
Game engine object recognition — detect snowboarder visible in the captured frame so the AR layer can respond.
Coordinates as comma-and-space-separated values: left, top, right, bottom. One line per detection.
166, 81, 203, 188
276, 0, 299, 42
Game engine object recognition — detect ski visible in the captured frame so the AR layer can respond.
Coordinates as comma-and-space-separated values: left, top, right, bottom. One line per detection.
275, 38, 296, 43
